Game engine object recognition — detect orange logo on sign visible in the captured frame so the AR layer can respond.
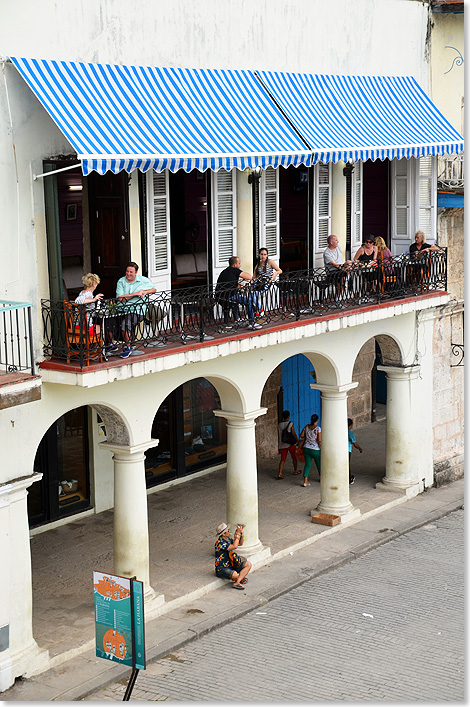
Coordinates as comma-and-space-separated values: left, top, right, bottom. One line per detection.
103, 629, 127, 659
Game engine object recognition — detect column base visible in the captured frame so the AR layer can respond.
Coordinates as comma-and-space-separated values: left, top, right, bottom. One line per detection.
315, 500, 356, 517
143, 587, 165, 619
376, 479, 423, 497
239, 542, 271, 566
7, 639, 50, 683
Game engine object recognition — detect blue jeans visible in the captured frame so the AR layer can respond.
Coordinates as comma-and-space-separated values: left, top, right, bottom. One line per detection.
231, 292, 256, 322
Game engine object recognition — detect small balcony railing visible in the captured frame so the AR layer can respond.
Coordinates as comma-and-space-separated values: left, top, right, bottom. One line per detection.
41, 250, 447, 369
0, 300, 35, 376
438, 153, 464, 190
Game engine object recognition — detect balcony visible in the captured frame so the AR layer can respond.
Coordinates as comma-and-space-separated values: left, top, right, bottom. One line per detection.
0, 300, 41, 409
39, 251, 448, 377
438, 153, 464, 191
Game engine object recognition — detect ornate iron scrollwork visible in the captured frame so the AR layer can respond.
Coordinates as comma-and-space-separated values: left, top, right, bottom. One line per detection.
450, 343, 464, 367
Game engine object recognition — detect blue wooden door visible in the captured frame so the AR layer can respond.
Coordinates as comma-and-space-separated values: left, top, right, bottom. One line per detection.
281, 354, 321, 437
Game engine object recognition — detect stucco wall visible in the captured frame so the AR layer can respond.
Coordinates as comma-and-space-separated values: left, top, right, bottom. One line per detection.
437, 208, 464, 302
1, 0, 430, 81
430, 11, 464, 132
348, 339, 375, 428
256, 364, 282, 460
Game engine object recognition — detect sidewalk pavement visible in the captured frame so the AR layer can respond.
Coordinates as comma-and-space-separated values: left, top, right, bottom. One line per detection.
1, 462, 464, 701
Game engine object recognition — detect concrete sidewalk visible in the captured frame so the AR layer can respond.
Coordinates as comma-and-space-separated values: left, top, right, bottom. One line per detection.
4, 488, 464, 702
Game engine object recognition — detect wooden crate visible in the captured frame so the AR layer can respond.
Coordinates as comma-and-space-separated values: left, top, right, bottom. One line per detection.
311, 513, 340, 526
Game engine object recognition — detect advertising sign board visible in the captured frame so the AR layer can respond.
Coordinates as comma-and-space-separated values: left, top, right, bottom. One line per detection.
93, 571, 145, 670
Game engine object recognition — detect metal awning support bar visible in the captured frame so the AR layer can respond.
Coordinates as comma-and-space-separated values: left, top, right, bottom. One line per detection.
33, 162, 81, 180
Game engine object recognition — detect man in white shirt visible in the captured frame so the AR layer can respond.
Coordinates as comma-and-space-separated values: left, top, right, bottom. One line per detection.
323, 235, 351, 304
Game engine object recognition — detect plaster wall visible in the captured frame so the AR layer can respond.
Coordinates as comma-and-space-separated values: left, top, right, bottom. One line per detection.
430, 11, 464, 132
1, 1, 430, 81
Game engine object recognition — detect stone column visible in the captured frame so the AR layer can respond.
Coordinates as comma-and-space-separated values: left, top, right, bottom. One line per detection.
376, 365, 423, 494
214, 409, 270, 561
99, 440, 160, 598
0, 474, 49, 691
310, 382, 360, 519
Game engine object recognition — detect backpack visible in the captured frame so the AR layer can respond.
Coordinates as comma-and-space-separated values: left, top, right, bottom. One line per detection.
281, 421, 296, 445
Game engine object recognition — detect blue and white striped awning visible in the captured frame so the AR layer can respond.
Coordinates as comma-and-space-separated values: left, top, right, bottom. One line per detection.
256, 71, 464, 163
11, 58, 312, 175
11, 58, 464, 175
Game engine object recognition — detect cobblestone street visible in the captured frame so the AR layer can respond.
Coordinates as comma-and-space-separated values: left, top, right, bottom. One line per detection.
87, 509, 464, 702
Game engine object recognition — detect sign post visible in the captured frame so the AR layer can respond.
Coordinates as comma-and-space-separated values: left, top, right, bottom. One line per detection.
93, 571, 146, 700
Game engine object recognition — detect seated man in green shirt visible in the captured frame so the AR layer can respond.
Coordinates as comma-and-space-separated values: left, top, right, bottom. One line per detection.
115, 262, 156, 358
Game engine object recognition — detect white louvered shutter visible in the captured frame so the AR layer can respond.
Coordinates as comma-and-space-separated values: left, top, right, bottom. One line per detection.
314, 163, 332, 267
147, 170, 171, 291
212, 169, 237, 283
259, 166, 280, 262
391, 158, 411, 256
351, 161, 363, 257
417, 156, 436, 244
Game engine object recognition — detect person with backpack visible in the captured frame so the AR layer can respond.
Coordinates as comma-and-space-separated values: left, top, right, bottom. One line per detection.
277, 410, 300, 479
298, 414, 321, 487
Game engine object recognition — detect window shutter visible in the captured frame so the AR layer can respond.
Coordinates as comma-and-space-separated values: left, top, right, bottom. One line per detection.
315, 163, 332, 257
212, 169, 237, 282
351, 161, 363, 255
147, 170, 171, 290
260, 166, 280, 262
418, 156, 436, 243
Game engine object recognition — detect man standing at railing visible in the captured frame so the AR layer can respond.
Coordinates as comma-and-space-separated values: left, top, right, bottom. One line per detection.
215, 256, 261, 330
115, 262, 156, 358
323, 235, 352, 305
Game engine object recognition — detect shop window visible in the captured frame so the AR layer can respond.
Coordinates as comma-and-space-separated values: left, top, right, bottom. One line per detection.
183, 378, 226, 470
28, 407, 91, 527
145, 378, 226, 487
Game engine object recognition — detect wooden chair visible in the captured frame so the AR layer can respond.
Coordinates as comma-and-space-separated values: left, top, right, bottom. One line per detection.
63, 301, 103, 365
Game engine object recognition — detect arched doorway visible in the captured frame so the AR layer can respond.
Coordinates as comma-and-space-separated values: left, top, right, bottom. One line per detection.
145, 377, 227, 486
28, 405, 91, 526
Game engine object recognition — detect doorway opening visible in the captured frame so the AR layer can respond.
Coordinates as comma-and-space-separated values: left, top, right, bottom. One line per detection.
28, 406, 91, 527
279, 165, 309, 272
145, 377, 227, 486
169, 171, 209, 289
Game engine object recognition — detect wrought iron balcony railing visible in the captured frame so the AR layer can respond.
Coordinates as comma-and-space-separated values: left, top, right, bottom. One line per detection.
41, 250, 447, 369
438, 153, 464, 191
0, 300, 35, 375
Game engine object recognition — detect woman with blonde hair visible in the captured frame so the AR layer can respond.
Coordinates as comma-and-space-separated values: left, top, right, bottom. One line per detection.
374, 236, 393, 265
74, 273, 104, 329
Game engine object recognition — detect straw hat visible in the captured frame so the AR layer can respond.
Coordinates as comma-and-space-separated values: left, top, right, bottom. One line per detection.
216, 522, 230, 536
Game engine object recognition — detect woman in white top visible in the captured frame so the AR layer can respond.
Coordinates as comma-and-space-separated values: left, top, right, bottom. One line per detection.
253, 248, 282, 315
299, 414, 321, 487
74, 273, 103, 327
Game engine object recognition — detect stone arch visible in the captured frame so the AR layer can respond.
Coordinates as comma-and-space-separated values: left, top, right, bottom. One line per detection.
136, 369, 249, 442
253, 348, 339, 412
254, 349, 338, 461
348, 333, 403, 428
375, 334, 404, 366
29, 400, 132, 463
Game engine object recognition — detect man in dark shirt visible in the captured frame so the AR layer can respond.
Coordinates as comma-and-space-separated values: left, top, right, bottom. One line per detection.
215, 256, 261, 330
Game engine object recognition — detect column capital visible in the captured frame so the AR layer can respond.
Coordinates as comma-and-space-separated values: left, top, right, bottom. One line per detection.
310, 382, 358, 397
377, 364, 421, 380
99, 439, 159, 458
214, 408, 268, 424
